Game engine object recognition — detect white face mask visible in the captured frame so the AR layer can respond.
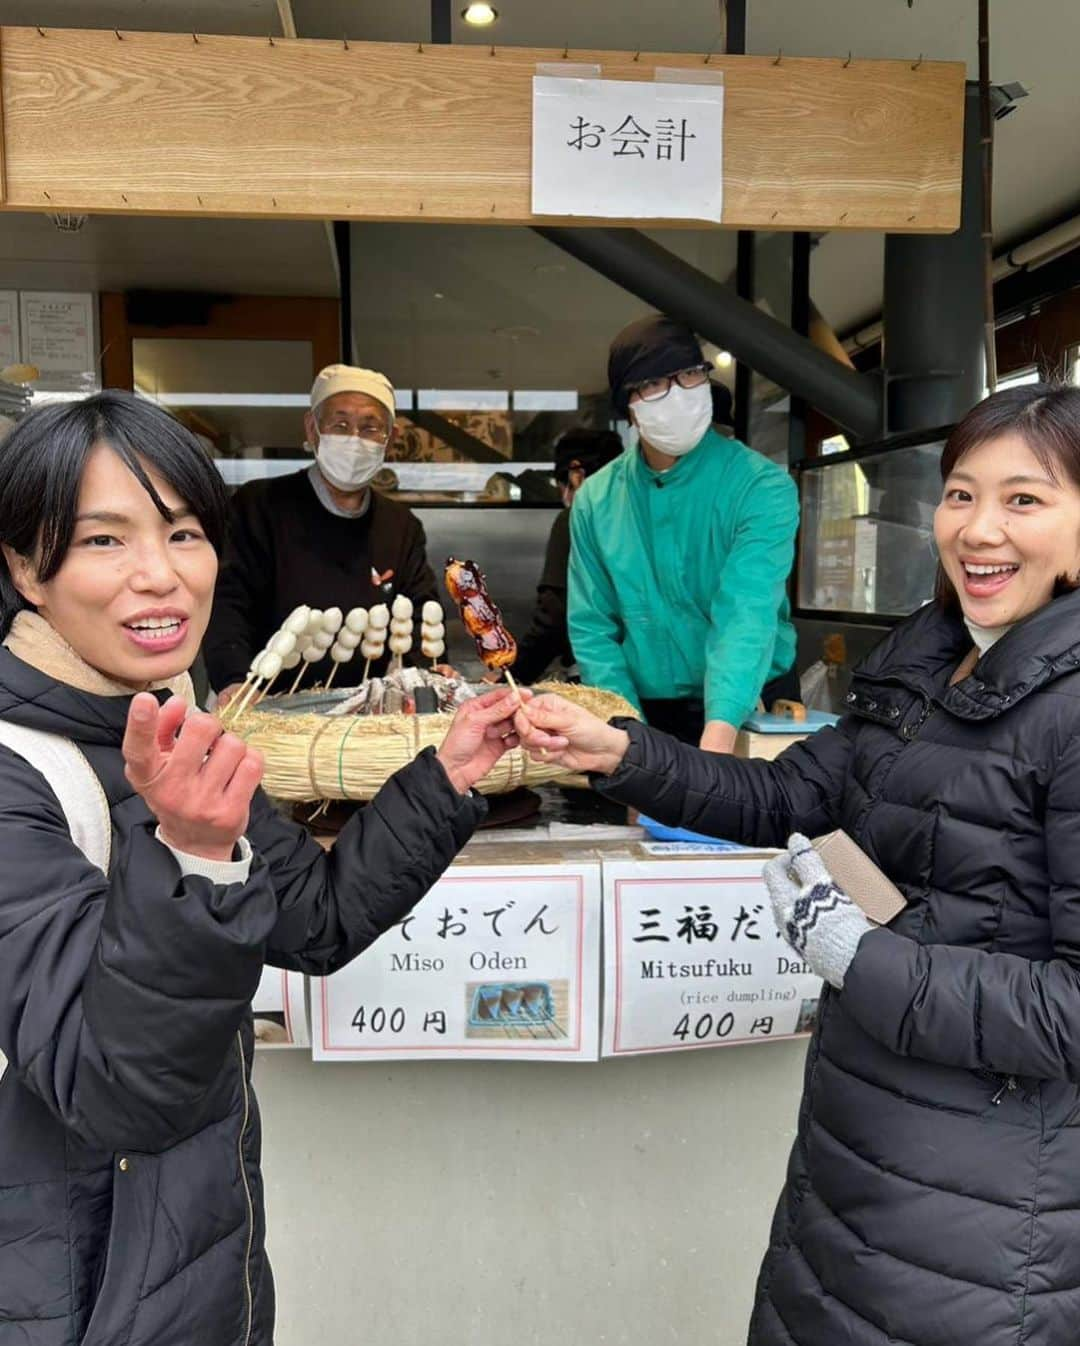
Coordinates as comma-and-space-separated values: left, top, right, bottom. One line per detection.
632, 382, 713, 458
315, 434, 385, 491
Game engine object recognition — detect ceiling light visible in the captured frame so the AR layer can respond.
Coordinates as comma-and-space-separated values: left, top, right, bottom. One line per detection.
713, 350, 733, 370
462, 3, 498, 25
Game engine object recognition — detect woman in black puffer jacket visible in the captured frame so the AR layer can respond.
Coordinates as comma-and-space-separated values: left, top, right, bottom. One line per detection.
0, 391, 521, 1346
517, 384, 1080, 1346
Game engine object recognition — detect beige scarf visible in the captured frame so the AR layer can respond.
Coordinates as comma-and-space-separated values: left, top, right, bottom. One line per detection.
3, 610, 196, 704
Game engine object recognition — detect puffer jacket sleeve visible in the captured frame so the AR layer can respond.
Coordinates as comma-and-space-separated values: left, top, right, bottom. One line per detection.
0, 748, 280, 1153
843, 730, 1080, 1079
592, 716, 856, 846
252, 746, 486, 975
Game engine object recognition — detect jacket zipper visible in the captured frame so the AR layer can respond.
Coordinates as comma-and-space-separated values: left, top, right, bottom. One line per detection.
975, 1067, 1019, 1104
236, 1032, 254, 1346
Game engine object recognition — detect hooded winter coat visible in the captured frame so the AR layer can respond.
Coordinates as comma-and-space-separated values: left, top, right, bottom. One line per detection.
0, 647, 484, 1346
596, 590, 1080, 1346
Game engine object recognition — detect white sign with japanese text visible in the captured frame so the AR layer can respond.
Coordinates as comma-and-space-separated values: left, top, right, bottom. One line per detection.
312, 865, 602, 1062
602, 859, 822, 1057
253, 966, 309, 1049
19, 291, 97, 387
531, 76, 724, 222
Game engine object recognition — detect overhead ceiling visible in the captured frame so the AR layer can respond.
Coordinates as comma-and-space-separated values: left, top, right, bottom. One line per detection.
2, 0, 1078, 390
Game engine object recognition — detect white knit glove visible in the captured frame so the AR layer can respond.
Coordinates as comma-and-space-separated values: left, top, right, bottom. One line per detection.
763, 834, 873, 990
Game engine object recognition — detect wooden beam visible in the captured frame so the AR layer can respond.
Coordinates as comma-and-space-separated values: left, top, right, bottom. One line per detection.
0, 28, 964, 231
0, 29, 6, 204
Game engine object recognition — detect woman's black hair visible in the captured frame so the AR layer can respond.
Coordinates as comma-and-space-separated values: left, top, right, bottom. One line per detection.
935, 382, 1080, 611
0, 390, 228, 635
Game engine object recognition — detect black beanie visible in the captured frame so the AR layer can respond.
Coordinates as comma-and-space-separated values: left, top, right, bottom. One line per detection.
608, 314, 704, 417
553, 427, 623, 484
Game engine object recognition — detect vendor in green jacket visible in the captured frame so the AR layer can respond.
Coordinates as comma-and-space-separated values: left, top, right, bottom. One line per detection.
568, 315, 799, 752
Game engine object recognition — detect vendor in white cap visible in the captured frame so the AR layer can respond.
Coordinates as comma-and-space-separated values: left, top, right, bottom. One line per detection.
204, 364, 438, 704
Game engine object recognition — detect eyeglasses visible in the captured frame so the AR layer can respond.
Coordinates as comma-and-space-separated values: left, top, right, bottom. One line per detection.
627, 365, 711, 404
320, 415, 390, 443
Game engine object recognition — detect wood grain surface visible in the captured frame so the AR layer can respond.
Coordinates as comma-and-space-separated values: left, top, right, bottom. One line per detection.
0, 27, 964, 230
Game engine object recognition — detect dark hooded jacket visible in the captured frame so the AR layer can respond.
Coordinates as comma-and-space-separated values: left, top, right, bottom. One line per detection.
597, 590, 1080, 1346
0, 648, 484, 1346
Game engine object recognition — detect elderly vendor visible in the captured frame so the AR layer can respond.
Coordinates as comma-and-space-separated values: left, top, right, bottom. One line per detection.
204, 364, 437, 704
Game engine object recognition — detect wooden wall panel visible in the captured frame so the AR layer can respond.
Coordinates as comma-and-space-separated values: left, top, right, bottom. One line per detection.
0, 27, 964, 231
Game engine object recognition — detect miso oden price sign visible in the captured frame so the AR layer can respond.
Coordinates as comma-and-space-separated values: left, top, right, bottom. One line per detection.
532, 75, 724, 222
603, 859, 822, 1057
313, 865, 601, 1061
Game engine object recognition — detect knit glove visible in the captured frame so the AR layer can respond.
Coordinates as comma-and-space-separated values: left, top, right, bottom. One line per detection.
763, 833, 873, 990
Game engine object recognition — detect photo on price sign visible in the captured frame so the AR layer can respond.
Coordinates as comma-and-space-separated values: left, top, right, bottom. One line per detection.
464, 978, 568, 1040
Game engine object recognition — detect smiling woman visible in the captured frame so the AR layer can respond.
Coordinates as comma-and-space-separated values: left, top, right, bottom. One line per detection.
508, 384, 1080, 1346
0, 390, 522, 1346
0, 395, 227, 687
934, 384, 1080, 635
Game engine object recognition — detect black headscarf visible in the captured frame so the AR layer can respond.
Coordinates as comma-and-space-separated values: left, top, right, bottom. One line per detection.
607, 314, 705, 417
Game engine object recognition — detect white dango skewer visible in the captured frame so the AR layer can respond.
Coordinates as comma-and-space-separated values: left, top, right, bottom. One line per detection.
421, 632, 446, 665
269, 630, 298, 657
324, 636, 359, 692
254, 630, 299, 702
283, 606, 311, 636
389, 594, 414, 671
362, 603, 390, 681
285, 631, 316, 696
420, 600, 446, 668
232, 650, 283, 719
222, 645, 268, 721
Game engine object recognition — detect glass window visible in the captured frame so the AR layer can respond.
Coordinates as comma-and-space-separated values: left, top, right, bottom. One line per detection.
797, 438, 945, 617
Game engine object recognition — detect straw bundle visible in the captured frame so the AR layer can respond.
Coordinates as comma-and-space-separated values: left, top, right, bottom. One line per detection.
226, 682, 638, 802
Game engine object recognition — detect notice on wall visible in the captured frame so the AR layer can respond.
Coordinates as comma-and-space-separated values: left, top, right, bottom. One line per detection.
532, 76, 724, 222
311, 865, 602, 1062
253, 966, 309, 1050
0, 293, 19, 369
602, 859, 822, 1057
19, 291, 97, 387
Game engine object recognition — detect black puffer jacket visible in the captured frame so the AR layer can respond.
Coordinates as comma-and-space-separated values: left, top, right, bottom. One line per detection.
0, 648, 484, 1346
599, 591, 1080, 1346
